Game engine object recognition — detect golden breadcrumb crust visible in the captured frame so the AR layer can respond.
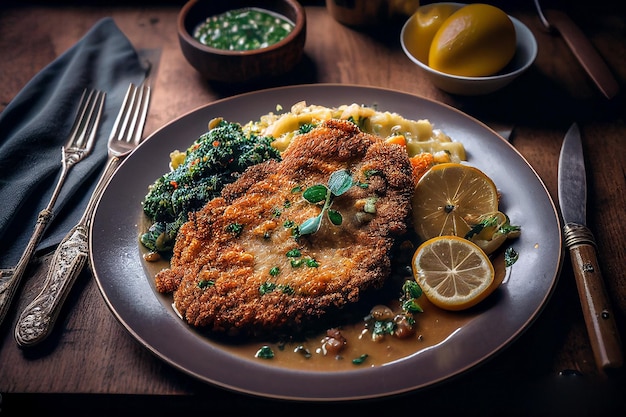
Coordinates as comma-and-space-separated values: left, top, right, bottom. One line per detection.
155, 119, 414, 336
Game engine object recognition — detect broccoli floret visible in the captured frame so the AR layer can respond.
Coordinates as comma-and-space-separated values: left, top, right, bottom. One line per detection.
141, 120, 281, 253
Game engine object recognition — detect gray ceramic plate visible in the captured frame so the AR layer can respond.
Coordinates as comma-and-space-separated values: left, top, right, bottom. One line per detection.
90, 84, 562, 401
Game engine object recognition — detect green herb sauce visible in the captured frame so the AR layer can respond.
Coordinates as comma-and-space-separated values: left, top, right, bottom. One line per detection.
194, 7, 295, 51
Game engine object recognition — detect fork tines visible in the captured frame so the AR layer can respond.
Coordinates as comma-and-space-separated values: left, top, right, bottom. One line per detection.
67, 89, 106, 151
109, 83, 151, 147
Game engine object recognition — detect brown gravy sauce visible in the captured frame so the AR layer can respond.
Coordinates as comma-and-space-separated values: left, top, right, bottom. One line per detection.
139, 214, 507, 371
222, 298, 475, 371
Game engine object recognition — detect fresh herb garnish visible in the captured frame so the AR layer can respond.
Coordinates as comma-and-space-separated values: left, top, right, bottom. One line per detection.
269, 266, 280, 276
504, 247, 519, 267
286, 250, 319, 268
281, 285, 295, 295
225, 222, 244, 236
465, 216, 500, 239
401, 280, 423, 313
271, 207, 282, 217
290, 259, 304, 267
352, 354, 368, 365
299, 170, 354, 235
400, 280, 424, 313
198, 279, 215, 289
363, 169, 381, 179
260, 282, 277, 294
255, 345, 275, 359
298, 123, 315, 134
363, 280, 422, 342
305, 258, 319, 268
499, 222, 522, 235
465, 214, 521, 240
259, 281, 294, 295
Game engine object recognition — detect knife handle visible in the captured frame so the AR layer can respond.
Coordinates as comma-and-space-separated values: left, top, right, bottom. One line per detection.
564, 223, 623, 370
545, 9, 620, 100
14, 223, 89, 347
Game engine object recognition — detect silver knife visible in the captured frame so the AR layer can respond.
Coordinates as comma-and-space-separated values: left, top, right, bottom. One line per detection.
535, 0, 619, 100
558, 122, 623, 370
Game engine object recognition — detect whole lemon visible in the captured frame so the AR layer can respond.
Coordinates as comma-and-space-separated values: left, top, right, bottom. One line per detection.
428, 4, 516, 77
404, 3, 462, 63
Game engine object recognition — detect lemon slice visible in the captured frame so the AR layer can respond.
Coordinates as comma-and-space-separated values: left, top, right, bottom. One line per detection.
412, 162, 499, 241
412, 235, 497, 311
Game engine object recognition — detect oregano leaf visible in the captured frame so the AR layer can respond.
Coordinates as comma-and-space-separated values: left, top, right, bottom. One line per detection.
303, 185, 328, 203
327, 169, 353, 196
327, 209, 343, 225
299, 215, 322, 235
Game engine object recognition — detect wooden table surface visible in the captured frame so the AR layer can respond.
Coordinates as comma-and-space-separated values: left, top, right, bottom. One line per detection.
1, 1, 625, 415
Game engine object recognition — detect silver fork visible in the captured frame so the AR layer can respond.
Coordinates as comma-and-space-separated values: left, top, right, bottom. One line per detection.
0, 89, 106, 327
14, 83, 151, 347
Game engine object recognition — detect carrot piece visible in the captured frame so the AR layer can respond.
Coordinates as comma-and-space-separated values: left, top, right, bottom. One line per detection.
409, 153, 435, 184
385, 135, 407, 147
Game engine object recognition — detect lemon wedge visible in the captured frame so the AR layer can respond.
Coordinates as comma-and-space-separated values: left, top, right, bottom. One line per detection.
465, 211, 521, 255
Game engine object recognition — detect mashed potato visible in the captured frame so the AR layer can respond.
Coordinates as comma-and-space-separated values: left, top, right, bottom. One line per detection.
242, 101, 466, 162
171, 102, 466, 170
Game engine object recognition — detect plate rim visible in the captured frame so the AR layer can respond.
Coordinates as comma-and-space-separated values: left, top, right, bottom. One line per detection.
90, 83, 563, 401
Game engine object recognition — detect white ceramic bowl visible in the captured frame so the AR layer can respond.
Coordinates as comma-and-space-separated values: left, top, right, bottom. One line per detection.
400, 3, 537, 95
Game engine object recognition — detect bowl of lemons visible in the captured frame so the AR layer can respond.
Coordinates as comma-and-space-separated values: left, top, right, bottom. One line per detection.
401, 2, 537, 95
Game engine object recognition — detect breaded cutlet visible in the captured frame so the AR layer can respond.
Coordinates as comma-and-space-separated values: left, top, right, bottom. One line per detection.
155, 119, 414, 336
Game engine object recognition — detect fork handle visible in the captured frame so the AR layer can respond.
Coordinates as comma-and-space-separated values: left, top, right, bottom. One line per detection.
0, 158, 76, 327
14, 156, 121, 347
0, 209, 54, 326
14, 223, 89, 347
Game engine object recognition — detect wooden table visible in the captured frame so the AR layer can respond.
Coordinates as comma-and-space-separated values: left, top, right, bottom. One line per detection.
1, 1, 625, 415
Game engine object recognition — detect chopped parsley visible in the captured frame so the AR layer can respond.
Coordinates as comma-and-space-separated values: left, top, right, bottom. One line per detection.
198, 279, 215, 289
255, 345, 275, 359
226, 222, 244, 236
352, 354, 368, 365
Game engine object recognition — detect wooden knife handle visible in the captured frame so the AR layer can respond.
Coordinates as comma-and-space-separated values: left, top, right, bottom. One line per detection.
545, 9, 620, 100
564, 223, 623, 370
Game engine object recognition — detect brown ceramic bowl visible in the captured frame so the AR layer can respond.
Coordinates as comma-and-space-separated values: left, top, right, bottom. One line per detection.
178, 0, 306, 83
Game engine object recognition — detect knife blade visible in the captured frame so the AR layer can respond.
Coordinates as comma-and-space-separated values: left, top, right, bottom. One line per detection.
558, 122, 623, 370
543, 9, 619, 100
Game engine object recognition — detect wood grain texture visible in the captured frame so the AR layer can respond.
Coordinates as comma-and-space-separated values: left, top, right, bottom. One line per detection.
1, 1, 625, 414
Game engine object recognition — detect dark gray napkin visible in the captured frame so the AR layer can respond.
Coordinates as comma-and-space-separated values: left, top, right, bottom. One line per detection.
0, 17, 148, 268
